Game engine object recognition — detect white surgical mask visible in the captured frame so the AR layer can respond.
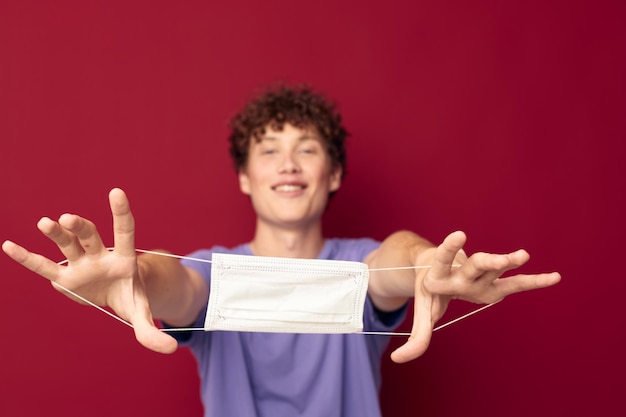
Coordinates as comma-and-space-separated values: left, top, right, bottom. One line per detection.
204, 253, 370, 334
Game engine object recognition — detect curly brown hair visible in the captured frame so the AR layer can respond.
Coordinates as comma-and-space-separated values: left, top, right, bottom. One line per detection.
228, 84, 348, 177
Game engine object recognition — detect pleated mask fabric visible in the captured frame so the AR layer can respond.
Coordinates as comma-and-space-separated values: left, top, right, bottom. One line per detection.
204, 253, 370, 334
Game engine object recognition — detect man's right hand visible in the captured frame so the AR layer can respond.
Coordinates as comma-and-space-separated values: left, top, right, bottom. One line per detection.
2, 188, 178, 353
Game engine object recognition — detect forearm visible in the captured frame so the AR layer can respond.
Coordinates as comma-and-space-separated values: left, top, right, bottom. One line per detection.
137, 251, 208, 326
366, 231, 436, 311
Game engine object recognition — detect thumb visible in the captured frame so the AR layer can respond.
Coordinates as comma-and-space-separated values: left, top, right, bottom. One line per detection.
390, 291, 434, 363
132, 318, 178, 354
125, 289, 178, 354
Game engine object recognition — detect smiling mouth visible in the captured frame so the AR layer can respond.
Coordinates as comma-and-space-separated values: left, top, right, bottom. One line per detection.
273, 184, 305, 192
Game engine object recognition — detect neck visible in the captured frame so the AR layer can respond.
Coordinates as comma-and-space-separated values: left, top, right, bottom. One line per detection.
249, 219, 325, 258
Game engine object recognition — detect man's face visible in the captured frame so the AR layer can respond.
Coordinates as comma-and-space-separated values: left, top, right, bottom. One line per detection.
238, 123, 342, 229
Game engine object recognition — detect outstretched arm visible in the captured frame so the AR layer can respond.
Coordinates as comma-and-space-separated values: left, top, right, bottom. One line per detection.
2, 188, 208, 354
366, 230, 561, 363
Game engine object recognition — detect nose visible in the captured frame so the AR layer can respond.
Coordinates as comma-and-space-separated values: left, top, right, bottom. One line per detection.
278, 152, 301, 174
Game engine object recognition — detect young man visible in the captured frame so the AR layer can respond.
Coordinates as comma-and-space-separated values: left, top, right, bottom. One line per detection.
2, 86, 560, 416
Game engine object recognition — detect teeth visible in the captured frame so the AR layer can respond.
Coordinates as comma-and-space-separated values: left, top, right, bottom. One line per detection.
275, 185, 303, 192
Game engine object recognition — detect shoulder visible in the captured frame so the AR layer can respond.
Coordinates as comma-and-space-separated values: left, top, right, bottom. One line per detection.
181, 243, 250, 275
324, 238, 380, 262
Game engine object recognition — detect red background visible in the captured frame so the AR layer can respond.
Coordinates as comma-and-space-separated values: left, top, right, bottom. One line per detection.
1, 1, 624, 416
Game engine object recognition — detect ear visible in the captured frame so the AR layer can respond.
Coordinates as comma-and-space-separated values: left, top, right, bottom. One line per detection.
238, 169, 251, 195
329, 166, 342, 193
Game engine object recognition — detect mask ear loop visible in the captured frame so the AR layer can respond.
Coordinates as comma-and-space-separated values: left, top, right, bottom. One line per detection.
53, 249, 500, 336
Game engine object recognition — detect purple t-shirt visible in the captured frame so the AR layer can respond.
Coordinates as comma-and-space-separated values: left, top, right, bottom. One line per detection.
177, 238, 407, 417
